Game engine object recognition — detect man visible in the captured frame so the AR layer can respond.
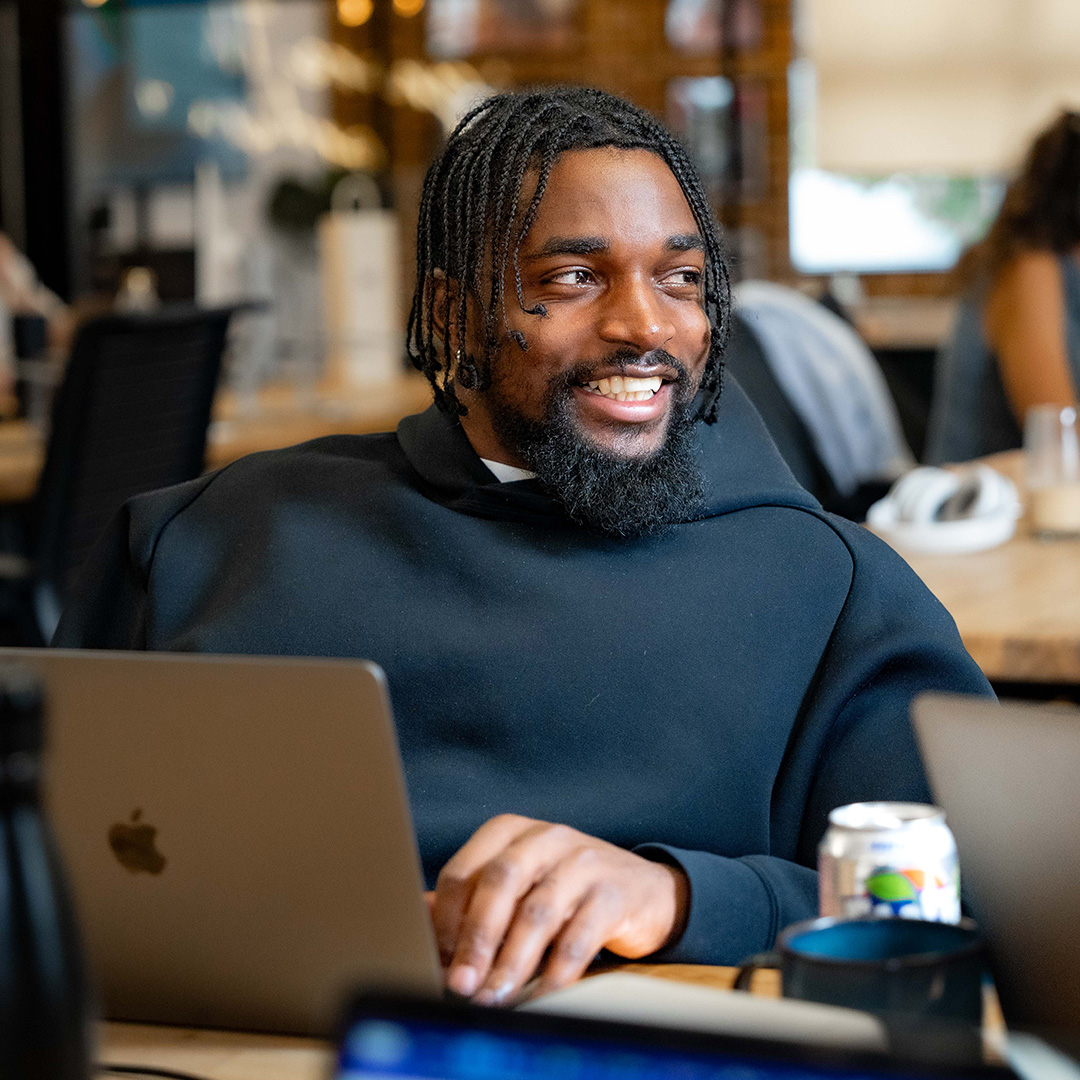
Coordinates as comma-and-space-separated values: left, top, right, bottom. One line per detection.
56, 87, 989, 1006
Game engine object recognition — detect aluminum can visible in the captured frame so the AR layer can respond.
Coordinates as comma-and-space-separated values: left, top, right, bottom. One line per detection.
818, 802, 961, 923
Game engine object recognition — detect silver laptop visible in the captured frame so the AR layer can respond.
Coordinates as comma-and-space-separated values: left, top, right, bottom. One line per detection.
0, 647, 441, 1036
913, 693, 1080, 1051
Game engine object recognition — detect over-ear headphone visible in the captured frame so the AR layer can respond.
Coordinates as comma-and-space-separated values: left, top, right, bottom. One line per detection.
866, 465, 1021, 554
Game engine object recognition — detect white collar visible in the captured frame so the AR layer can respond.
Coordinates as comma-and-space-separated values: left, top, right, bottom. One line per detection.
480, 457, 536, 483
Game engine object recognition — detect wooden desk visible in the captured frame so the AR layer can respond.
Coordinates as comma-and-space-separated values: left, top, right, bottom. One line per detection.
897, 452, 1080, 684
902, 532, 1080, 683
0, 375, 434, 506
100, 1021, 329, 1080
99, 962, 1009, 1080
205, 376, 433, 470
0, 420, 45, 503
97, 966, 769, 1080
851, 297, 957, 352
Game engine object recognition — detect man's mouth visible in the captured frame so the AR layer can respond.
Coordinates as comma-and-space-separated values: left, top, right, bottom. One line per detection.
579, 375, 665, 402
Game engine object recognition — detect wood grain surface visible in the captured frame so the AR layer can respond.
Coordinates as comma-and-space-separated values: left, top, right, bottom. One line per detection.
896, 451, 1080, 684
99, 1020, 330, 1080
95, 965, 764, 1080
205, 375, 433, 469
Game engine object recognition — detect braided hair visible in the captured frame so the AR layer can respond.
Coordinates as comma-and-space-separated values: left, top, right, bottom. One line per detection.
406, 85, 731, 424
957, 110, 1080, 289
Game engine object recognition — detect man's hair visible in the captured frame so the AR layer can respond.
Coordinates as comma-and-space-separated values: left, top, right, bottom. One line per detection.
406, 85, 731, 424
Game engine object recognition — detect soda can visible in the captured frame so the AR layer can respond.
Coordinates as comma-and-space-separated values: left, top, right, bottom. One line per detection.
818, 801, 961, 923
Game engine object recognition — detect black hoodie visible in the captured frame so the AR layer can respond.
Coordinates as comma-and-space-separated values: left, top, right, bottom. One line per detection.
54, 379, 991, 964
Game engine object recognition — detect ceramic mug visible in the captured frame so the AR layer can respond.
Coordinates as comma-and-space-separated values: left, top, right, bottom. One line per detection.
735, 917, 986, 1062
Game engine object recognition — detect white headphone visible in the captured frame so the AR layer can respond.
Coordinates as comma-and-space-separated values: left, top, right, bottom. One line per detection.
866, 465, 1021, 554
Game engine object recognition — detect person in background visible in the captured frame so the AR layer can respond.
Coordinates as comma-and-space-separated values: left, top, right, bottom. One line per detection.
0, 232, 72, 400
0, 233, 69, 338
926, 110, 1080, 464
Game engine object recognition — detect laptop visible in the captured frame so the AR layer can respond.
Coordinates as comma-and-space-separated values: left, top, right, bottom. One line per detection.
0, 647, 442, 1036
332, 991, 1020, 1080
912, 693, 1080, 1055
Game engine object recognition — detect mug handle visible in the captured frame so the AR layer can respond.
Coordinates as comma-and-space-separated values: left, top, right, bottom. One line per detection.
732, 951, 779, 992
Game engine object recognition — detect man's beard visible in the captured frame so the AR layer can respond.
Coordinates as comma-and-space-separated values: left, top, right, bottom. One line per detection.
485, 351, 706, 537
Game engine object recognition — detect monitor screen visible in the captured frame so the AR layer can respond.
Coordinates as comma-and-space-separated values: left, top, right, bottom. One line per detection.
336, 998, 1013, 1080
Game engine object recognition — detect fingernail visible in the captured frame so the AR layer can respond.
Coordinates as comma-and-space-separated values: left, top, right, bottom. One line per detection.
472, 988, 496, 1006
490, 979, 515, 1005
448, 964, 479, 997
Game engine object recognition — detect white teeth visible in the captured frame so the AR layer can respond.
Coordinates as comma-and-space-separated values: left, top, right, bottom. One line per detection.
584, 375, 663, 400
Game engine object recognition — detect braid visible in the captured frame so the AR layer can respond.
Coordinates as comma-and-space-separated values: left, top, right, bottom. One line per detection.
406, 85, 731, 424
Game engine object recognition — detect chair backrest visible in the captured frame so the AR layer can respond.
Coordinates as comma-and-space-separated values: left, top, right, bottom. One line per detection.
725, 311, 896, 521
723, 313, 828, 497
32, 305, 235, 627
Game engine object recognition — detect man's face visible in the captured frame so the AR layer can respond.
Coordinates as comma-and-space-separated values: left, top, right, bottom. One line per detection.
457, 147, 712, 468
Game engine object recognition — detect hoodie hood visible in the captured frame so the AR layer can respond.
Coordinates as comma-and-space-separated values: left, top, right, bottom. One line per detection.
396, 376, 820, 526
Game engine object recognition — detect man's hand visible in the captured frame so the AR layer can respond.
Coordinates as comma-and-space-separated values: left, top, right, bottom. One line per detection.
427, 814, 689, 1006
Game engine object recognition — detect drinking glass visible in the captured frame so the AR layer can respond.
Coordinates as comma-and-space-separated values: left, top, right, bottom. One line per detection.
1025, 405, 1080, 538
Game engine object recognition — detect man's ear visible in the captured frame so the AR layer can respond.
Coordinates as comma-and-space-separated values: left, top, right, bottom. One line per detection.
429, 269, 460, 348
428, 270, 484, 391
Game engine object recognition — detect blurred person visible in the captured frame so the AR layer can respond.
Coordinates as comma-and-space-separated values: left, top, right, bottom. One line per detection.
0, 232, 69, 342
927, 110, 1080, 463
56, 87, 989, 1003
0, 232, 74, 385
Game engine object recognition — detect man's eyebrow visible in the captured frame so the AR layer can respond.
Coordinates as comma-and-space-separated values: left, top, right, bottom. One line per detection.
665, 233, 705, 253
524, 236, 608, 259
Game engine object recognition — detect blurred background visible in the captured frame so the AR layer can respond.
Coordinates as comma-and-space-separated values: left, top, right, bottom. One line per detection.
5, 1, 1080, 448
2, 1, 1077, 400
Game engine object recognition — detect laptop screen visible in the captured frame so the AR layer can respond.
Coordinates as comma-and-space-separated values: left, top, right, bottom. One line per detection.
336, 996, 1015, 1080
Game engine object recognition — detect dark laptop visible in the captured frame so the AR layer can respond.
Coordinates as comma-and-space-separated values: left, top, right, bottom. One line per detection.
913, 693, 1080, 1057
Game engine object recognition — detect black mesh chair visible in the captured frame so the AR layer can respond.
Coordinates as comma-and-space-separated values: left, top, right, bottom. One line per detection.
724, 311, 893, 522
0, 305, 236, 643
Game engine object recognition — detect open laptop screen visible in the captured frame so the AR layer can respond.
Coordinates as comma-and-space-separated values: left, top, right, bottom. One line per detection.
336, 994, 1016, 1080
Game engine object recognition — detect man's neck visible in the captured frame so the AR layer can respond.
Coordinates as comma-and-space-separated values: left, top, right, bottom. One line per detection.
458, 405, 531, 471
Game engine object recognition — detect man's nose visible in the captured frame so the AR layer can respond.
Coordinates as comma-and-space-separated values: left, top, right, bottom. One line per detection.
596, 274, 674, 352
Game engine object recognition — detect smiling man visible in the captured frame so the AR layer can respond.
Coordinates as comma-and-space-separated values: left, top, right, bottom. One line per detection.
442, 145, 712, 538
56, 88, 990, 1005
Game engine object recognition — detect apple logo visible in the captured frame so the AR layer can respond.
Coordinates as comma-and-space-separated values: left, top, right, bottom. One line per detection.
108, 808, 167, 875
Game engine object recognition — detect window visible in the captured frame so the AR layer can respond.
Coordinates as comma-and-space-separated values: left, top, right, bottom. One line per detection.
789, 0, 1080, 274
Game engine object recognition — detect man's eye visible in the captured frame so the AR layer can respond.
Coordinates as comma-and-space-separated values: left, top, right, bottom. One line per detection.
547, 269, 594, 286
662, 269, 702, 287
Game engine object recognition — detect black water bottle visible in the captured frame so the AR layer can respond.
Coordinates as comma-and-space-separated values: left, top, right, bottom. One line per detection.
0, 668, 93, 1079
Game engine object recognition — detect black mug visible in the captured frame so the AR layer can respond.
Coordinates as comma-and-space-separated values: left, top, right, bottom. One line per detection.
735, 917, 986, 1063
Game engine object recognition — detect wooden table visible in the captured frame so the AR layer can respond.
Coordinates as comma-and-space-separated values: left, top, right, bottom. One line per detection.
0, 375, 434, 506
0, 419, 46, 503
205, 376, 433, 469
96, 965, 774, 1080
97, 962, 1008, 1080
897, 451, 1080, 684
851, 297, 957, 351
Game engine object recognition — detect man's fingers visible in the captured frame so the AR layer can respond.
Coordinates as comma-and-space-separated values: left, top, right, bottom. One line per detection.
535, 887, 622, 995
433, 814, 535, 964
445, 823, 584, 997
472, 870, 588, 1006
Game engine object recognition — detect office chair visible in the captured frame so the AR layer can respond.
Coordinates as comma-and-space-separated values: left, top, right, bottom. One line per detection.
0, 305, 236, 644
724, 311, 901, 521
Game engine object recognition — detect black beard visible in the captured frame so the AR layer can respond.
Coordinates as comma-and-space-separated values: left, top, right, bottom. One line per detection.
485, 351, 706, 537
